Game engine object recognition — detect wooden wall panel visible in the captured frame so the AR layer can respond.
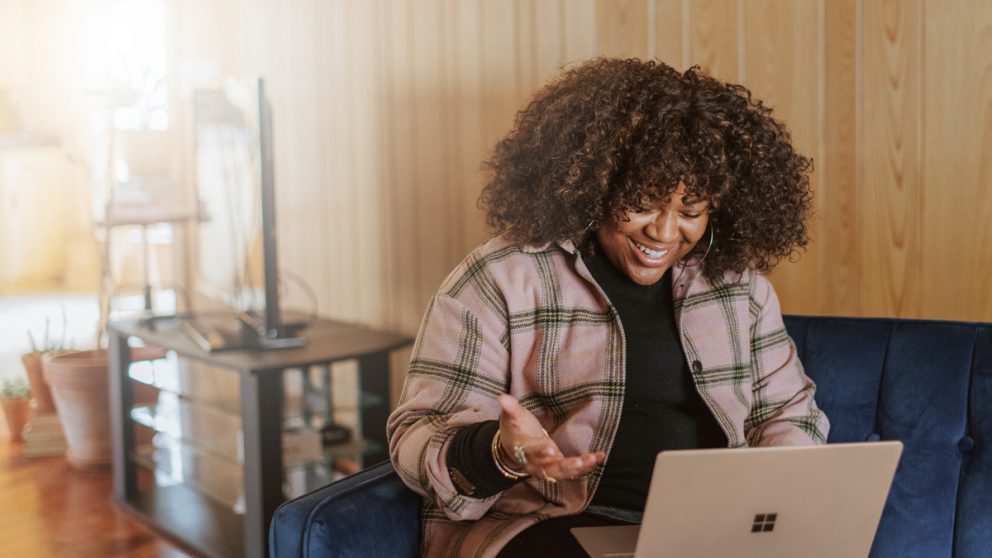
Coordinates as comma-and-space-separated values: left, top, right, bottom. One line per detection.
654, 0, 684, 69
745, 0, 822, 315
860, 0, 923, 317
383, 0, 423, 332
480, 0, 519, 155
287, 0, 323, 317
562, 0, 598, 65
822, 0, 861, 317
921, 0, 992, 320
687, 0, 740, 82
412, 0, 452, 315
533, 0, 565, 82
595, 0, 650, 58
352, 0, 389, 325
170, 0, 992, 373
451, 0, 488, 257
316, 0, 353, 321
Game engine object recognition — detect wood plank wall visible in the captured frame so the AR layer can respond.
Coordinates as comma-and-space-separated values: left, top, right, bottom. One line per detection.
170, 0, 992, 350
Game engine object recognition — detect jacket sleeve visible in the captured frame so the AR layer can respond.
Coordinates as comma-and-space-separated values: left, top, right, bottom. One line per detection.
386, 290, 511, 521
744, 275, 830, 446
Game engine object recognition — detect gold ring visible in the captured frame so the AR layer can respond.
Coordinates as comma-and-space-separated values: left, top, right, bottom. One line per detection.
540, 468, 557, 484
513, 444, 527, 465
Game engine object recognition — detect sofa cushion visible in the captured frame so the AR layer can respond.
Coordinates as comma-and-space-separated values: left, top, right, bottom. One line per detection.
954, 325, 992, 557
785, 317, 983, 558
270, 461, 421, 558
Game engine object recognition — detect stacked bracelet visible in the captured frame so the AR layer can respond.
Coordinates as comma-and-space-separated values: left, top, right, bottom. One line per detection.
492, 429, 530, 480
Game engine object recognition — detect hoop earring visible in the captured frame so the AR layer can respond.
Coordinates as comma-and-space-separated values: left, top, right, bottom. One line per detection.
688, 226, 715, 266
673, 226, 714, 288
702, 226, 715, 260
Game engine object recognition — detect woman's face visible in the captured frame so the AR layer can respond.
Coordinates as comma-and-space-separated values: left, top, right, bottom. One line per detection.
594, 185, 711, 286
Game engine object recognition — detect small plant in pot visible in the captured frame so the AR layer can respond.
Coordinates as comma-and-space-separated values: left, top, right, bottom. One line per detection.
22, 314, 68, 414
1, 378, 31, 442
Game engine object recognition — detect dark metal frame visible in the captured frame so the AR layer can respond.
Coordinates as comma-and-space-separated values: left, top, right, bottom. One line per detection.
108, 318, 409, 558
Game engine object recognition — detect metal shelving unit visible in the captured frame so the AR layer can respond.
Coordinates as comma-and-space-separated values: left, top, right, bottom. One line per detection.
108, 316, 410, 558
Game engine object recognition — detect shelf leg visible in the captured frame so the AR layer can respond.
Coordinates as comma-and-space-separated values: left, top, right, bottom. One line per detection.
357, 352, 390, 464
321, 365, 333, 424
241, 371, 284, 558
109, 332, 136, 502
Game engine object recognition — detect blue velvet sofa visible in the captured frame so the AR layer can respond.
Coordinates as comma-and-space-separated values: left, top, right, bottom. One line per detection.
270, 315, 992, 557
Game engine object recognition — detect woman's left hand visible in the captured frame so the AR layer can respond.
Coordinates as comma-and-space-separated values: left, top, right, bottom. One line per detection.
497, 394, 606, 482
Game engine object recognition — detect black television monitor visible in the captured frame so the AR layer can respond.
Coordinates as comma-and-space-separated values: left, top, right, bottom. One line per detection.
189, 77, 306, 351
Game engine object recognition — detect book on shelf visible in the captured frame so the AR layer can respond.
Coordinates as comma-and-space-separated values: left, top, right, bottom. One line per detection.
21, 412, 66, 457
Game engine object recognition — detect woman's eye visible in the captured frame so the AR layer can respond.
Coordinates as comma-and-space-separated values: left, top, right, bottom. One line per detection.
681, 212, 702, 219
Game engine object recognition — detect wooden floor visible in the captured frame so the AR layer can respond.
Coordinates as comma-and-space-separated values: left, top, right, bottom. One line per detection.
0, 439, 192, 558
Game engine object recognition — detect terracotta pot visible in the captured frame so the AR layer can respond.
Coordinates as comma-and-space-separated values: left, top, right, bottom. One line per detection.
43, 350, 112, 471
1, 397, 30, 442
21, 352, 57, 413
42, 348, 162, 472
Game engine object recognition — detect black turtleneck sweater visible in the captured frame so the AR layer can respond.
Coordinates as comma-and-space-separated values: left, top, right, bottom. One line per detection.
583, 241, 726, 510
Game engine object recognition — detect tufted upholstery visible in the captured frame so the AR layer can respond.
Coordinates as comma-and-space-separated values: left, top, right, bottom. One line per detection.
270, 315, 992, 558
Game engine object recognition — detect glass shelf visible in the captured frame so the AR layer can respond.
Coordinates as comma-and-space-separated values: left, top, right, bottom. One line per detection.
126, 350, 382, 420
132, 432, 244, 513
131, 425, 383, 511
300, 389, 383, 414
127, 351, 241, 415
281, 439, 384, 500
131, 396, 383, 469
131, 391, 241, 463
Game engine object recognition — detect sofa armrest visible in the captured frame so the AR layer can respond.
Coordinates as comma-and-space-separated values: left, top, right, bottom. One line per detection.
269, 461, 422, 558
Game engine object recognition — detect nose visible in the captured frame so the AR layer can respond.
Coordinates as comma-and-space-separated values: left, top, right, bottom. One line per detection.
646, 210, 679, 243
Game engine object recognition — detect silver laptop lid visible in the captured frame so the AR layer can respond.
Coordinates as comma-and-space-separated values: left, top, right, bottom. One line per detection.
631, 442, 903, 558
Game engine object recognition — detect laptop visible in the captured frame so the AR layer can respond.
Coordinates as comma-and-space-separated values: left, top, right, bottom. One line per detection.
571, 441, 903, 558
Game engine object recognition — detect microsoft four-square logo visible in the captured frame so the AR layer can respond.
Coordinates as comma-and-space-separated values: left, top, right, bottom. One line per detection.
751, 512, 778, 533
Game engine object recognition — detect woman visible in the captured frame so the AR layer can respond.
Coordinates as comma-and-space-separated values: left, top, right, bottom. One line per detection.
387, 58, 829, 558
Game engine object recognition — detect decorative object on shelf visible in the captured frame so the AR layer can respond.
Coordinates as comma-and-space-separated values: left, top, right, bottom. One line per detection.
43, 347, 162, 471
20, 413, 67, 457
319, 423, 352, 447
1, 377, 31, 442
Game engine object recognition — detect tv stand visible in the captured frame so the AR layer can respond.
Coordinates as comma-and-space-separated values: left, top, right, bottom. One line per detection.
107, 315, 411, 558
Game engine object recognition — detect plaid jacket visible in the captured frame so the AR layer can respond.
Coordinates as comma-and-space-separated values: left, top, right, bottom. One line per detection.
387, 235, 829, 558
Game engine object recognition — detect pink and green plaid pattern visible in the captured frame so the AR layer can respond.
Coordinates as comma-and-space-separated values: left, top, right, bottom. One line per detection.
387, 235, 829, 558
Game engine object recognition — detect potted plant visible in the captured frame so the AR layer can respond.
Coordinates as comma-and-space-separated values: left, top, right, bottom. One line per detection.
22, 314, 67, 414
42, 345, 163, 471
1, 378, 31, 442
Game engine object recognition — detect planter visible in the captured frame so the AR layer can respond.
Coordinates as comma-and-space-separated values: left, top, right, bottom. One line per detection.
21, 352, 57, 413
43, 347, 162, 472
1, 398, 29, 442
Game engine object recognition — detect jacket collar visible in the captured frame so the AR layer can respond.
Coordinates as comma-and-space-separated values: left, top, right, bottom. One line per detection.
535, 237, 707, 301
519, 239, 577, 254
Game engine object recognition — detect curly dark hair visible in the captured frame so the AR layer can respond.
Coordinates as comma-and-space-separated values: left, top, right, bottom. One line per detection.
478, 57, 813, 278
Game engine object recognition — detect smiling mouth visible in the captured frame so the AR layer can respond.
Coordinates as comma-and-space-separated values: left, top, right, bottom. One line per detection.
632, 239, 669, 260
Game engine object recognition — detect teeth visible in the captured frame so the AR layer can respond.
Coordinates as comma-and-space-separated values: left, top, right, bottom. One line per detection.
635, 241, 668, 259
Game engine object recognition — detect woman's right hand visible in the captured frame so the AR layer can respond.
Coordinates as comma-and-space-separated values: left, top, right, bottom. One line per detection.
496, 394, 606, 482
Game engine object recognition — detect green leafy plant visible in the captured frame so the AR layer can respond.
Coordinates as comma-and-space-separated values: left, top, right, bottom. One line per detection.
1, 377, 30, 399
